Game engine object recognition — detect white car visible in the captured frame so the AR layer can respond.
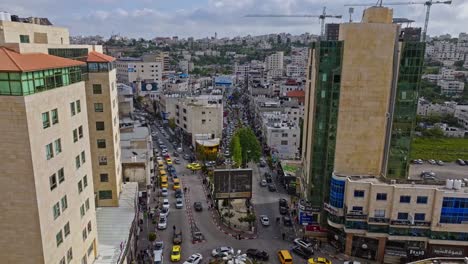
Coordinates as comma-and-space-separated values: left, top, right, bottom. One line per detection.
176, 198, 184, 209
293, 238, 312, 249
160, 207, 170, 218
183, 253, 203, 264
162, 199, 170, 209
260, 215, 269, 226
211, 246, 234, 257
156, 156, 164, 162
157, 216, 167, 230
161, 188, 168, 197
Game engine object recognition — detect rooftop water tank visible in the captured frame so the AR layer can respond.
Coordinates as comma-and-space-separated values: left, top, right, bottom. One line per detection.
454, 179, 462, 190
446, 179, 454, 189
0, 11, 12, 21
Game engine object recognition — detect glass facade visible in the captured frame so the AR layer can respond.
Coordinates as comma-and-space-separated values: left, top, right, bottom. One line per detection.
329, 177, 345, 208
87, 62, 116, 73
308, 41, 343, 219
389, 227, 429, 237
48, 48, 89, 61
345, 220, 367, 230
440, 197, 468, 224
0, 67, 82, 96
386, 42, 425, 178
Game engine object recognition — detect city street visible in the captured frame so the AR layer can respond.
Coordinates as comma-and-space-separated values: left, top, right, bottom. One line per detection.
133, 114, 347, 264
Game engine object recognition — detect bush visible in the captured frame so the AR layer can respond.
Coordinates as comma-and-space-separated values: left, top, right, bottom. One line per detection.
148, 232, 156, 242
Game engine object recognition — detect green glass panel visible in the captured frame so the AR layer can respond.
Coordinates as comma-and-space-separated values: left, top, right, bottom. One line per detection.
10, 81, 22, 95
0, 81, 10, 94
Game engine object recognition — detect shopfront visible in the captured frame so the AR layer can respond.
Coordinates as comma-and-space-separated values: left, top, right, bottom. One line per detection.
428, 244, 468, 258
351, 236, 379, 261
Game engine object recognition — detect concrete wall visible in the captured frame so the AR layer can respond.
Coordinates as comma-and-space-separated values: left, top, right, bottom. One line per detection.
0, 20, 69, 45
334, 13, 398, 176
86, 70, 122, 207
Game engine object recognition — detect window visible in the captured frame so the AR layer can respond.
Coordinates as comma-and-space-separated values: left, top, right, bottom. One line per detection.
67, 247, 73, 263
78, 126, 83, 138
96, 121, 105, 131
58, 168, 65, 183
61, 195, 68, 211
93, 84, 102, 94
374, 209, 385, 218
81, 151, 86, 164
352, 206, 363, 212
50, 174, 57, 190
64, 222, 70, 237
78, 180, 83, 193
417, 196, 428, 204
201, 119, 206, 124
54, 139, 62, 154
73, 129, 78, 142
99, 156, 107, 165
20, 34, 30, 43
282, 133, 288, 137
94, 103, 103, 112
87, 221, 92, 233
354, 190, 365, 198
400, 195, 411, 203
397, 212, 409, 220
97, 139, 106, 148
100, 173, 109, 182
46, 143, 54, 160
42, 112, 50, 128
76, 100, 81, 113
51, 109, 59, 124
56, 230, 64, 247
85, 198, 90, 211
99, 190, 113, 200
70, 102, 76, 116
376, 193, 387, 201
75, 155, 81, 169
415, 213, 425, 221
281, 140, 288, 145
53, 202, 61, 219
80, 204, 85, 217
83, 175, 88, 188
82, 228, 87, 241
60, 257, 66, 264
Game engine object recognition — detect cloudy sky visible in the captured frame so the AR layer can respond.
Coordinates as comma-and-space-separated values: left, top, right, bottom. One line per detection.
3, 0, 468, 39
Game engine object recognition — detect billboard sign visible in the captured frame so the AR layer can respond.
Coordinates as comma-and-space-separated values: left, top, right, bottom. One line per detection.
213, 169, 252, 199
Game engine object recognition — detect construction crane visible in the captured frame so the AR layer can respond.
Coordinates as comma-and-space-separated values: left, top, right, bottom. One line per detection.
344, 0, 452, 42
245, 7, 342, 37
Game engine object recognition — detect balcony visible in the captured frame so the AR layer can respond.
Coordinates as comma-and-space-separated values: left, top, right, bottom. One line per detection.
368, 217, 390, 224
346, 211, 368, 220
390, 220, 431, 227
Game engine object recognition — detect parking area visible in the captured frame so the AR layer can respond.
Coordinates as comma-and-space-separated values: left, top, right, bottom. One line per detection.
409, 163, 468, 180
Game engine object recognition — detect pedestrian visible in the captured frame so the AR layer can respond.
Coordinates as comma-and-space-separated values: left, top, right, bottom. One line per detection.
282, 233, 285, 240
173, 225, 176, 231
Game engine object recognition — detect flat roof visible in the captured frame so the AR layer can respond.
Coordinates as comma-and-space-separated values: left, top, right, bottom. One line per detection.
94, 182, 138, 264
120, 126, 149, 141
408, 163, 468, 181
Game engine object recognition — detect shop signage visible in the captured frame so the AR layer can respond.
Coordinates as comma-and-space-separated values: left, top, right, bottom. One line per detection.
390, 219, 411, 226
431, 246, 465, 257
323, 202, 338, 215
407, 248, 425, 257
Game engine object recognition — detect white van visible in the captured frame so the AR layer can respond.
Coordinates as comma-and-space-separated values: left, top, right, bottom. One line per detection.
153, 249, 163, 264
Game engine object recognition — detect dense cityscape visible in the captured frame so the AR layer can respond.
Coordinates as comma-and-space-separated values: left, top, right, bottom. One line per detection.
0, 1, 467, 264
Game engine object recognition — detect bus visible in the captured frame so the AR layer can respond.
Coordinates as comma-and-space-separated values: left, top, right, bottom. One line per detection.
173, 178, 181, 190
160, 176, 168, 188
157, 160, 165, 170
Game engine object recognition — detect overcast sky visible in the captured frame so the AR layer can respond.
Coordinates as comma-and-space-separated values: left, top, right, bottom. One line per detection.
2, 0, 467, 39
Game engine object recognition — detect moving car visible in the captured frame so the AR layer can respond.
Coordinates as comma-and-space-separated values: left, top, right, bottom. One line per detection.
259, 159, 267, 167
246, 249, 269, 261
158, 216, 167, 230
283, 216, 292, 227
160, 207, 170, 218
294, 238, 312, 249
163, 199, 170, 209
183, 154, 190, 160
171, 245, 181, 262
183, 253, 203, 264
175, 198, 184, 209
268, 184, 277, 192
166, 158, 173, 165
308, 257, 332, 264
173, 178, 181, 190
280, 206, 289, 215
211, 246, 234, 257
292, 245, 314, 259
260, 179, 267, 187
175, 189, 183, 198
279, 198, 288, 207
173, 230, 182, 245
186, 163, 202, 170
161, 188, 168, 197
154, 241, 164, 262
260, 215, 270, 226
174, 158, 181, 164
194, 202, 203, 212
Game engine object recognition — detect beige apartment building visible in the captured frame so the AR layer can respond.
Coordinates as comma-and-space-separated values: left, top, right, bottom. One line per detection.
0, 14, 123, 262
0, 48, 97, 264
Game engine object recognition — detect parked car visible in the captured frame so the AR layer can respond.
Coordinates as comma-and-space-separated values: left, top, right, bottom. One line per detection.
160, 207, 170, 218
259, 159, 267, 167
292, 245, 314, 259
194, 202, 203, 212
183, 253, 203, 264
294, 238, 312, 249
412, 159, 424, 164
176, 198, 184, 209
246, 249, 269, 261
175, 189, 183, 198
186, 163, 202, 170
279, 198, 288, 208
157, 216, 167, 230
283, 216, 292, 227
162, 199, 170, 209
173, 152, 180, 157
456, 159, 466, 166
428, 159, 436, 165
173, 230, 182, 244
343, 261, 361, 264
211, 247, 234, 257
260, 215, 270, 226
421, 171, 436, 180
308, 257, 332, 264
279, 206, 289, 215
183, 154, 190, 160
268, 184, 277, 192
436, 160, 444, 166
260, 180, 267, 187
174, 158, 181, 164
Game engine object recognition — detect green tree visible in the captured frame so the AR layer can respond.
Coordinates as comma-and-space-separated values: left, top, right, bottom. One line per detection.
148, 232, 156, 242
422, 127, 445, 138
230, 135, 243, 167
168, 117, 176, 130
236, 127, 261, 166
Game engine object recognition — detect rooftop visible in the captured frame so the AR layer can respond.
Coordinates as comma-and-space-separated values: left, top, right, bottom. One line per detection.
0, 47, 84, 72
95, 182, 138, 264
86, 51, 115, 63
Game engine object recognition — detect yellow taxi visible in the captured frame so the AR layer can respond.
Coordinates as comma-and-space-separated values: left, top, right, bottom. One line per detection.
171, 245, 181, 262
166, 158, 173, 165
186, 162, 201, 170
308, 257, 332, 264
